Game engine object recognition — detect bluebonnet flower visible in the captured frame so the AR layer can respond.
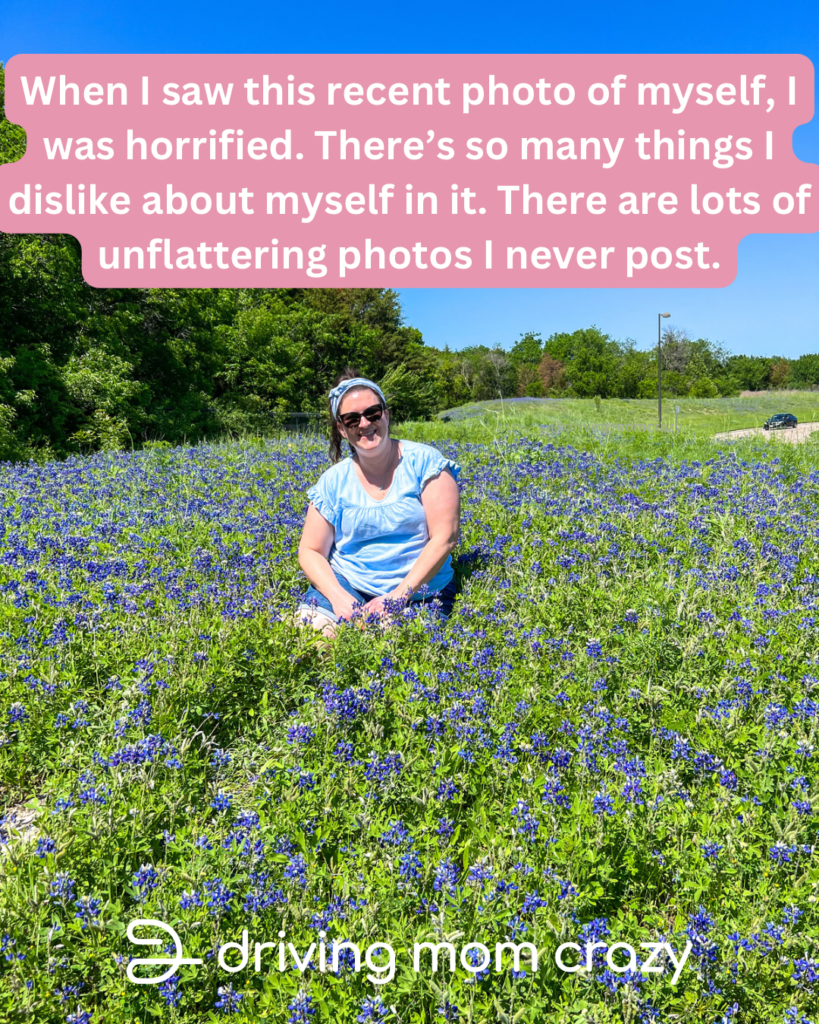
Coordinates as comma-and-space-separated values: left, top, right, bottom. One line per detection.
783, 1009, 814, 1024
437, 1000, 460, 1021
210, 791, 232, 812
364, 752, 403, 784
592, 790, 615, 816
1, 934, 24, 962
380, 821, 412, 847
287, 722, 315, 745
511, 801, 540, 842
8, 703, 28, 724
357, 995, 389, 1021
74, 896, 102, 929
579, 917, 610, 947
542, 775, 570, 808
234, 809, 260, 832
50, 872, 76, 903
783, 906, 804, 925
433, 857, 459, 893
621, 776, 645, 806
132, 864, 159, 902
214, 983, 243, 1013
66, 1012, 93, 1024
701, 842, 723, 861
792, 957, 819, 989
687, 906, 718, 964
436, 817, 455, 842
159, 975, 181, 1008
770, 842, 797, 865
436, 777, 458, 801
36, 836, 57, 857
333, 740, 354, 761
284, 854, 308, 887
399, 850, 423, 885
54, 983, 84, 1003
467, 859, 493, 887
77, 787, 107, 807
463, 945, 491, 982
288, 990, 316, 1023
244, 878, 287, 914
202, 878, 235, 916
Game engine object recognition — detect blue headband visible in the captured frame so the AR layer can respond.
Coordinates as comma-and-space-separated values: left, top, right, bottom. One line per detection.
329, 378, 387, 419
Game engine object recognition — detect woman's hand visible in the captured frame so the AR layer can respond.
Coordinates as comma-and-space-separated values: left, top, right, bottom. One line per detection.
363, 590, 408, 616
331, 593, 359, 621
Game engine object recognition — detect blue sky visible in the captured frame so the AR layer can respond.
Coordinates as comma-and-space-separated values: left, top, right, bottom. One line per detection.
1, 0, 817, 356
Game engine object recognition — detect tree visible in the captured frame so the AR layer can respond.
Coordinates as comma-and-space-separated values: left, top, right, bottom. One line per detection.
516, 364, 546, 396
537, 354, 567, 393
789, 354, 819, 388
380, 363, 439, 421
542, 326, 622, 397
509, 332, 543, 367
689, 376, 719, 398
769, 359, 791, 389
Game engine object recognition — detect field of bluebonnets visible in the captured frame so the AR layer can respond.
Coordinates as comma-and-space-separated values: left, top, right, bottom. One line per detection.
1, 422, 819, 1024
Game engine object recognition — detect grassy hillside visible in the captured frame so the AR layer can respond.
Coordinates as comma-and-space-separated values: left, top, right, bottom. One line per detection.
430, 394, 819, 439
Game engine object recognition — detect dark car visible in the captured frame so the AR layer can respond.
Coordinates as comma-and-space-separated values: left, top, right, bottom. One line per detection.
763, 413, 798, 430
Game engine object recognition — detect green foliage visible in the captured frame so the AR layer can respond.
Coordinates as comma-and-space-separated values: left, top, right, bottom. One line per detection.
688, 376, 719, 398
0, 62, 26, 165
544, 326, 625, 397
380, 362, 439, 422
789, 353, 819, 388
508, 331, 543, 367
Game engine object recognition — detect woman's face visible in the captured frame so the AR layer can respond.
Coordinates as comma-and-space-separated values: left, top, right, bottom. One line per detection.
337, 388, 390, 455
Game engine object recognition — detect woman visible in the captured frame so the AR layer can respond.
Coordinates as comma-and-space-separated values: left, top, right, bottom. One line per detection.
297, 373, 461, 631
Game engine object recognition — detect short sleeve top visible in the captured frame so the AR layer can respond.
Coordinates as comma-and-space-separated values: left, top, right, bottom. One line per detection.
307, 439, 460, 597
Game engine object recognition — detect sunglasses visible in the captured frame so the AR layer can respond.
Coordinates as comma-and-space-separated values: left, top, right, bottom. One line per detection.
338, 403, 385, 429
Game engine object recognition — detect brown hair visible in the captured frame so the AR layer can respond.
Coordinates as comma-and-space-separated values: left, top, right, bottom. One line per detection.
328, 369, 385, 463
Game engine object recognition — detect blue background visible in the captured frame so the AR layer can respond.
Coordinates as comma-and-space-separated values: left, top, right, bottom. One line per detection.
1, 0, 817, 355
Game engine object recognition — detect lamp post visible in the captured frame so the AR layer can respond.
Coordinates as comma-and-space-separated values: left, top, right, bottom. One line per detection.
658, 312, 671, 428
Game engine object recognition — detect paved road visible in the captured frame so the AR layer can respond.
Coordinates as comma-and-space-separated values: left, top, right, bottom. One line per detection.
714, 422, 819, 444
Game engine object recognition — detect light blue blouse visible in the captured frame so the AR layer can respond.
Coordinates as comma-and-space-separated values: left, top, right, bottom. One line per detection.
307, 440, 460, 597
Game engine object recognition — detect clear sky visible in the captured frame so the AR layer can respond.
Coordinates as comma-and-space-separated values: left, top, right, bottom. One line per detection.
1, 0, 817, 356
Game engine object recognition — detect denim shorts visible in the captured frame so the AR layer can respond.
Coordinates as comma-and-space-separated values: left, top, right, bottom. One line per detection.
299, 569, 457, 622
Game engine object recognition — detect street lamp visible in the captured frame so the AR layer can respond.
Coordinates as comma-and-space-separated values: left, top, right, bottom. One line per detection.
658, 312, 671, 428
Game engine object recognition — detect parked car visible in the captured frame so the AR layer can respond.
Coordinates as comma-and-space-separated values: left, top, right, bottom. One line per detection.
763, 413, 798, 430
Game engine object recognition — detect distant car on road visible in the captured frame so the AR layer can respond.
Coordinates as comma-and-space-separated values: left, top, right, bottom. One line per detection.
763, 413, 798, 430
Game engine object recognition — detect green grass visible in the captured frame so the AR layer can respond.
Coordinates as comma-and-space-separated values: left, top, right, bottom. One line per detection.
432, 394, 819, 439
2, 424, 819, 1023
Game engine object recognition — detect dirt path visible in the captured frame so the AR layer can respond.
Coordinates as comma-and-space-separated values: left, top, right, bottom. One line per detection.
714, 422, 819, 444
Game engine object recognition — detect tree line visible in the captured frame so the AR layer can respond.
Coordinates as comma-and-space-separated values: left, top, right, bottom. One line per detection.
2, 63, 819, 461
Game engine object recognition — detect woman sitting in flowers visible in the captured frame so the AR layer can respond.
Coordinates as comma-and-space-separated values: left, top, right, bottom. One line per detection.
297, 372, 460, 632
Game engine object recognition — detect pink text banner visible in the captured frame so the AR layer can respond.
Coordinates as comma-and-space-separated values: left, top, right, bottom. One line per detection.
1, 52, 817, 287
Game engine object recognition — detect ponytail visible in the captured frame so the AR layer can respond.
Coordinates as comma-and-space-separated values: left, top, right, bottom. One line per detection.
328, 367, 361, 463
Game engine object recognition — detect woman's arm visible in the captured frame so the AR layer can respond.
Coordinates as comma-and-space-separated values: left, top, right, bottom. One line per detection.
298, 504, 357, 621
364, 468, 460, 613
